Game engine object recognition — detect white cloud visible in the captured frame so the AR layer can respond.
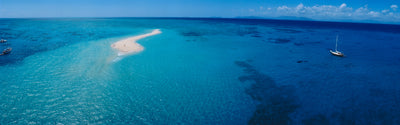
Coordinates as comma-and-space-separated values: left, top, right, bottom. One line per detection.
382, 9, 389, 13
275, 3, 355, 19
296, 3, 304, 10
248, 3, 400, 24
339, 3, 347, 9
391, 5, 398, 11
277, 5, 289, 11
368, 11, 380, 17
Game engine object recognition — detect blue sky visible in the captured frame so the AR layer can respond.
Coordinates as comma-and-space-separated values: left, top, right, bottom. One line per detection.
0, 0, 399, 24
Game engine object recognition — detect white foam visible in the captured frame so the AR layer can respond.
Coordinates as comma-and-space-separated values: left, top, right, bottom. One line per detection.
112, 57, 122, 62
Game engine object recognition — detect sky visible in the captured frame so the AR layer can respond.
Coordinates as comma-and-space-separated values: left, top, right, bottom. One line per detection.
0, 0, 399, 24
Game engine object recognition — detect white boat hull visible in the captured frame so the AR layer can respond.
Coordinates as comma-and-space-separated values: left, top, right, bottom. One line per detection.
330, 50, 344, 57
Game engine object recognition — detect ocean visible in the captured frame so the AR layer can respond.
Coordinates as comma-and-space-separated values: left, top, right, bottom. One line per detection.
0, 18, 399, 124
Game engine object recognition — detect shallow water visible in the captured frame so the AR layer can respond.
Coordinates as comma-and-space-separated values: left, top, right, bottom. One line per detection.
0, 18, 400, 124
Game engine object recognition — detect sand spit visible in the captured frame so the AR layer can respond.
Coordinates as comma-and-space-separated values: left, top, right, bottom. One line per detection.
111, 29, 161, 56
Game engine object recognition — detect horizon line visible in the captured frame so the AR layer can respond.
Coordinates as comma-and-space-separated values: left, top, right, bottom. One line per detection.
0, 16, 399, 26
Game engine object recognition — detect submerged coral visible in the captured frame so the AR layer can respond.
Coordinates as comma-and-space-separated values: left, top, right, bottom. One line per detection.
237, 26, 261, 37
235, 61, 299, 125
273, 28, 303, 33
265, 38, 291, 44
181, 31, 203, 36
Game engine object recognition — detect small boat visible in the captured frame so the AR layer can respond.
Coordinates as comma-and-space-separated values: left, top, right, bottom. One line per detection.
0, 47, 12, 55
330, 35, 344, 57
0, 39, 6, 43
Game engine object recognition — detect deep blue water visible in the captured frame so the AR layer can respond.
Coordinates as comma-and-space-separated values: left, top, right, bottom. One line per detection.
0, 18, 400, 124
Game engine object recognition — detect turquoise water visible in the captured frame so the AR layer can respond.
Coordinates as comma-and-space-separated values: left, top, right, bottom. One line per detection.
1, 18, 400, 124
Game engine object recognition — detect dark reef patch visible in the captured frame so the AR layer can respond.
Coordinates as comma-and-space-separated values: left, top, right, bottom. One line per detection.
251, 34, 262, 38
181, 31, 207, 42
294, 42, 305, 46
294, 41, 322, 46
273, 28, 302, 33
297, 60, 308, 63
308, 41, 322, 44
265, 38, 291, 44
237, 26, 262, 37
235, 61, 299, 125
181, 31, 202, 37
306, 29, 316, 32
186, 39, 198, 42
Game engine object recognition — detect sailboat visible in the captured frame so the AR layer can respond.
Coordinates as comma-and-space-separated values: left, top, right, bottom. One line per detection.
0, 39, 6, 43
330, 35, 344, 57
0, 47, 12, 55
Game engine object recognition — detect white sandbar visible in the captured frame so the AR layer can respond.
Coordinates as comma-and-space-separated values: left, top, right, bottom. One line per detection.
111, 29, 161, 56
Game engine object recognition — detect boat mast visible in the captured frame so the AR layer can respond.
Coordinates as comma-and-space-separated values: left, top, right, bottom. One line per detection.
335, 35, 338, 51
